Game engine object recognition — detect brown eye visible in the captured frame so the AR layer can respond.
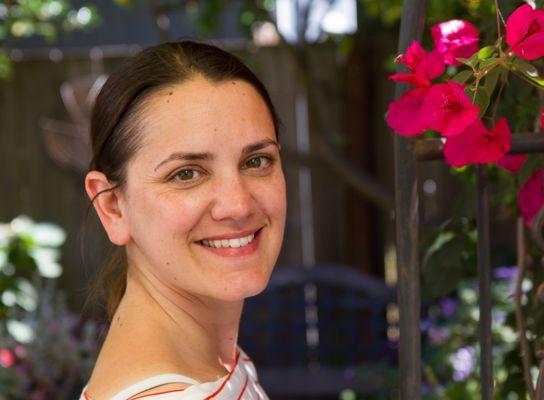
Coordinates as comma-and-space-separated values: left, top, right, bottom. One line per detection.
245, 156, 273, 169
171, 169, 200, 182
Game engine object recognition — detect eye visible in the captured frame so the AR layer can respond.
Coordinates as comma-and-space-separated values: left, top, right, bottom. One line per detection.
244, 155, 274, 170
170, 168, 201, 182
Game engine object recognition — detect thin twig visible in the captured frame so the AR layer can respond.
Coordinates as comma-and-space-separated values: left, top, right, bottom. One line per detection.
536, 360, 544, 399
515, 217, 536, 399
494, 0, 502, 40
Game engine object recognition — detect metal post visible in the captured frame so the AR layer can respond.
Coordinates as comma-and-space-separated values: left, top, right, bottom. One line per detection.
394, 0, 427, 398
476, 165, 493, 399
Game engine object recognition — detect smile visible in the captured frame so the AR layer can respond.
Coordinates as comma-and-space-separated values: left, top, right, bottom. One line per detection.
201, 232, 256, 248
197, 227, 263, 257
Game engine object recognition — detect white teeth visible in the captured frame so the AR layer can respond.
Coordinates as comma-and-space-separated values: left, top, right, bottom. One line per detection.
202, 232, 256, 249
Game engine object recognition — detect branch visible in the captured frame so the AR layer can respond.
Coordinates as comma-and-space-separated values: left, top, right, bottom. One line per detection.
515, 217, 536, 399
313, 136, 395, 211
281, 141, 394, 212
536, 360, 544, 400
494, 0, 502, 41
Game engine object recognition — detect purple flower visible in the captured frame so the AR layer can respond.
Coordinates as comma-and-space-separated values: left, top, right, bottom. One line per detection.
493, 266, 518, 280
450, 346, 476, 381
440, 297, 458, 318
493, 311, 506, 325
428, 326, 449, 345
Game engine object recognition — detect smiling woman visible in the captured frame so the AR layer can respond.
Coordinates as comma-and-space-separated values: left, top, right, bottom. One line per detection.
80, 41, 286, 400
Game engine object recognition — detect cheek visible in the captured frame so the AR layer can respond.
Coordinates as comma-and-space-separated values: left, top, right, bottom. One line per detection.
128, 188, 210, 242
255, 172, 287, 221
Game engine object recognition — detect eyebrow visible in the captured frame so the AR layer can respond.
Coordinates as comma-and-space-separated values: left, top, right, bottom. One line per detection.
154, 138, 279, 172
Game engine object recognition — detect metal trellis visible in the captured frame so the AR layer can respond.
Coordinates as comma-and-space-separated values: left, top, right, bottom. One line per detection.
393, 1, 544, 399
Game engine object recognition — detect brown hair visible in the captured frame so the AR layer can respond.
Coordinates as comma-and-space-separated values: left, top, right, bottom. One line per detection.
85, 41, 280, 322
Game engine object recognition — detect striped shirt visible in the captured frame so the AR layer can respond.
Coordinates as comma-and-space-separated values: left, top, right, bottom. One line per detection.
79, 347, 269, 399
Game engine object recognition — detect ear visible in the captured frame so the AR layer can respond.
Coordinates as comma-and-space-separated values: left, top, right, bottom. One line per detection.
85, 170, 131, 245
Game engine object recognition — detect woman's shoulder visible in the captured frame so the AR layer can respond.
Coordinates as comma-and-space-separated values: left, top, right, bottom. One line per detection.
81, 371, 202, 399
80, 384, 192, 400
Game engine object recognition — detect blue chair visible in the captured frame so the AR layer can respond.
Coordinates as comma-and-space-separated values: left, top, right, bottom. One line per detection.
239, 263, 396, 399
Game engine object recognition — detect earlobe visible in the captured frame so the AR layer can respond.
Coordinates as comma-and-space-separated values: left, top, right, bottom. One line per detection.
85, 171, 131, 245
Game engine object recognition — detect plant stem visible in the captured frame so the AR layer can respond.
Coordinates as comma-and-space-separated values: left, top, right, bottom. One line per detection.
491, 71, 507, 123
536, 360, 544, 399
494, 0, 502, 41
515, 218, 536, 400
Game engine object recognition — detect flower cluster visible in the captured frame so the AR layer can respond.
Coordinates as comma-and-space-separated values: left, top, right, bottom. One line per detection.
387, 3, 544, 227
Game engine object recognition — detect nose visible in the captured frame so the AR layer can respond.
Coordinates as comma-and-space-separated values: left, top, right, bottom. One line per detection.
210, 173, 255, 222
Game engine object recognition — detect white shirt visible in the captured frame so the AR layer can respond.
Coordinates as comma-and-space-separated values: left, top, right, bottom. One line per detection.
79, 347, 269, 400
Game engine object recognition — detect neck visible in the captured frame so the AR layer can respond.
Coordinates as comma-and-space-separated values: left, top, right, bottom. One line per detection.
113, 266, 243, 368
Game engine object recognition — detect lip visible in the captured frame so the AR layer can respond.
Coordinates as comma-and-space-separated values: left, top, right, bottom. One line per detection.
199, 226, 263, 241
197, 227, 263, 258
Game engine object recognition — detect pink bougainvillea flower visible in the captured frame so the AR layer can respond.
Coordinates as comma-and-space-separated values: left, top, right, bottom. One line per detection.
518, 169, 544, 227
0, 348, 14, 367
541, 107, 544, 131
423, 81, 480, 137
496, 154, 527, 173
431, 19, 479, 66
506, 3, 544, 60
389, 41, 445, 87
444, 117, 511, 167
386, 87, 429, 136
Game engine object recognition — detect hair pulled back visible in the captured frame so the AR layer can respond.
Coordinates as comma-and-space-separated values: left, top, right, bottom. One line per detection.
86, 41, 280, 321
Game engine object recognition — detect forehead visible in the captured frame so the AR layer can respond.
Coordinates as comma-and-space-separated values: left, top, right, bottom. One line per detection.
137, 76, 275, 155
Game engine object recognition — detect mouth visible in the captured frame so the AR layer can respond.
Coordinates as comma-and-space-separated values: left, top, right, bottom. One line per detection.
196, 227, 264, 257
198, 227, 263, 249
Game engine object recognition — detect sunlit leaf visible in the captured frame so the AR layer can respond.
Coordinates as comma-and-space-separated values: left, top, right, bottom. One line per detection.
15, 278, 38, 311
28, 223, 66, 247
29, 248, 62, 278
7, 319, 34, 343
477, 45, 496, 60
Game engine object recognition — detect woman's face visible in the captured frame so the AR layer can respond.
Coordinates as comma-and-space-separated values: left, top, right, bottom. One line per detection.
118, 76, 286, 302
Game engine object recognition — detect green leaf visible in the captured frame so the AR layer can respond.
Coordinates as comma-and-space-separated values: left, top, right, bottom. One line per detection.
483, 66, 502, 97
512, 58, 538, 76
456, 53, 480, 69
510, 58, 544, 87
479, 57, 500, 69
473, 86, 490, 117
477, 46, 496, 60
423, 233, 466, 298
452, 69, 473, 84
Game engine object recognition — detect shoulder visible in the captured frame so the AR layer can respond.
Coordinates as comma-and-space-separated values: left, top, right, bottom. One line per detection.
126, 383, 192, 399
85, 381, 193, 400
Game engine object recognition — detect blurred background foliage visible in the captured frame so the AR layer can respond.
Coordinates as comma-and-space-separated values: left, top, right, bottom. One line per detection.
0, 216, 101, 399
2, 0, 544, 399
0, 0, 99, 78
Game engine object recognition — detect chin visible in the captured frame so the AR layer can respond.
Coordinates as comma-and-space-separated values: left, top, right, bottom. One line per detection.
218, 273, 271, 302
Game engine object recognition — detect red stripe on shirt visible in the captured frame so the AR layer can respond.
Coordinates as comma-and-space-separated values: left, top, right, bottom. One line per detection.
203, 351, 240, 400
236, 376, 249, 400
130, 388, 187, 399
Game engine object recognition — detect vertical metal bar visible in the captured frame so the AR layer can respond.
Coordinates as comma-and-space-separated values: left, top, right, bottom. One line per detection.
476, 165, 493, 399
393, 1, 427, 399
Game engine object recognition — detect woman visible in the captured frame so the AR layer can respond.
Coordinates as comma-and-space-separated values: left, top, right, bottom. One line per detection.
80, 41, 286, 399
